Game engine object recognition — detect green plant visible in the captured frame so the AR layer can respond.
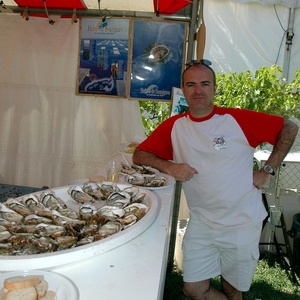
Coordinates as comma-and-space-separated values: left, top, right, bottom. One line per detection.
139, 65, 300, 136
215, 65, 300, 119
139, 100, 171, 136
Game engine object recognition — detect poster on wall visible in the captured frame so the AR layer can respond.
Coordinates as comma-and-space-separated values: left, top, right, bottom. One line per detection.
129, 20, 187, 101
171, 87, 188, 116
77, 18, 130, 97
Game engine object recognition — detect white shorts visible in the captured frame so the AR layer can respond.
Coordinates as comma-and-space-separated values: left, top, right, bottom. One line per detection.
182, 211, 262, 291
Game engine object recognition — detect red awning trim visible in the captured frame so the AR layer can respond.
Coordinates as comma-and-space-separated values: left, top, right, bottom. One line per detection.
14, 0, 87, 10
153, 0, 191, 14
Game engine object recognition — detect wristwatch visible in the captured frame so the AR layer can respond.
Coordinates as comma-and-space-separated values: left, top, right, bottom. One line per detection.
263, 164, 275, 176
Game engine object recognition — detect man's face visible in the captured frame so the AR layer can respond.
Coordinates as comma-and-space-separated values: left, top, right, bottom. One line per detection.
181, 65, 217, 118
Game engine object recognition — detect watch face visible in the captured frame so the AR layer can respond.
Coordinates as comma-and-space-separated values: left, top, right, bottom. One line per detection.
264, 165, 275, 175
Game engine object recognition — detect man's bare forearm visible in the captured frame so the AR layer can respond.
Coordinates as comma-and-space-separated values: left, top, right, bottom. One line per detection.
133, 149, 199, 182
132, 148, 174, 175
266, 119, 298, 170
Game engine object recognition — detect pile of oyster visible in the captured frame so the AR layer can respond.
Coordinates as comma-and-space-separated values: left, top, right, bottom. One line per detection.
121, 163, 167, 187
0, 182, 149, 256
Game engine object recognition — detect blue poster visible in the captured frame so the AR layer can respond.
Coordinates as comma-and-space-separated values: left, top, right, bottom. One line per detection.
78, 18, 130, 97
130, 20, 186, 100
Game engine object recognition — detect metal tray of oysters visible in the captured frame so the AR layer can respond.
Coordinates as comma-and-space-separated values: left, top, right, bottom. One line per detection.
0, 181, 160, 271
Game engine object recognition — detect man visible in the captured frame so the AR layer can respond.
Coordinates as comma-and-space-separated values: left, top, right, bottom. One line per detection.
132, 60, 298, 300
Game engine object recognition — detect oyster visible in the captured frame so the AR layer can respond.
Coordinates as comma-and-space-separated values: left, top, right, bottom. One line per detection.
99, 182, 119, 199
0, 243, 13, 255
35, 223, 66, 238
68, 185, 95, 203
0, 218, 11, 227
98, 221, 122, 237
55, 207, 78, 219
122, 186, 139, 198
97, 205, 125, 220
23, 214, 53, 225
79, 204, 97, 220
144, 176, 167, 187
21, 194, 52, 218
55, 236, 78, 250
3, 198, 32, 216
82, 182, 104, 200
0, 203, 24, 223
0, 225, 11, 242
125, 173, 145, 186
40, 190, 67, 210
74, 224, 99, 238
120, 163, 137, 175
118, 214, 137, 228
5, 224, 38, 234
33, 236, 57, 253
51, 210, 85, 227
106, 191, 131, 208
76, 236, 95, 246
9, 235, 57, 255
124, 203, 149, 220
131, 192, 146, 203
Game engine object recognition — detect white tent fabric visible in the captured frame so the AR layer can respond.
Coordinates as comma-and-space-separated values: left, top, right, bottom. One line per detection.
237, 0, 299, 8
204, 0, 300, 80
0, 15, 145, 188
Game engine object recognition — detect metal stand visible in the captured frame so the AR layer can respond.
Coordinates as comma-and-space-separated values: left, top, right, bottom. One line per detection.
259, 161, 298, 284
167, 181, 182, 272
260, 192, 298, 284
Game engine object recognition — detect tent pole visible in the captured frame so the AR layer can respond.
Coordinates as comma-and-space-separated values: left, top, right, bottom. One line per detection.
282, 7, 295, 81
186, 0, 200, 62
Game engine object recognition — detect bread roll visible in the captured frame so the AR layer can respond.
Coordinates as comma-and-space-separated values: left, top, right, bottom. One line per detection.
0, 288, 6, 300
34, 279, 48, 298
4, 286, 37, 300
39, 290, 56, 300
4, 275, 41, 290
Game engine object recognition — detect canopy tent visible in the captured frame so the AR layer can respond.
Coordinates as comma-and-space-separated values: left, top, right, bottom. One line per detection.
1, 0, 192, 16
0, 0, 299, 188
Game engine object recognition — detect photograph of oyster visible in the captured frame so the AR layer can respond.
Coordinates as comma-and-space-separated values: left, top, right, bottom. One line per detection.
148, 45, 170, 63
0, 182, 149, 256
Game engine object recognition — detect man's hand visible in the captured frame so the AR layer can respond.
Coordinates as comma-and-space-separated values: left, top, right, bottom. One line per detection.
167, 163, 198, 182
253, 169, 273, 189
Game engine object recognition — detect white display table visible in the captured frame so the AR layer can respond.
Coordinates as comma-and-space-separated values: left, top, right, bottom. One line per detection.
0, 155, 178, 300
51, 178, 176, 300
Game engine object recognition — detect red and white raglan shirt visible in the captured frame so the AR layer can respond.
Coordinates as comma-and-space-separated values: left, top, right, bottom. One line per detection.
138, 105, 284, 229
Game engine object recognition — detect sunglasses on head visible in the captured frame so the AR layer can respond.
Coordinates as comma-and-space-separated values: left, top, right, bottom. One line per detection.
185, 59, 212, 67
